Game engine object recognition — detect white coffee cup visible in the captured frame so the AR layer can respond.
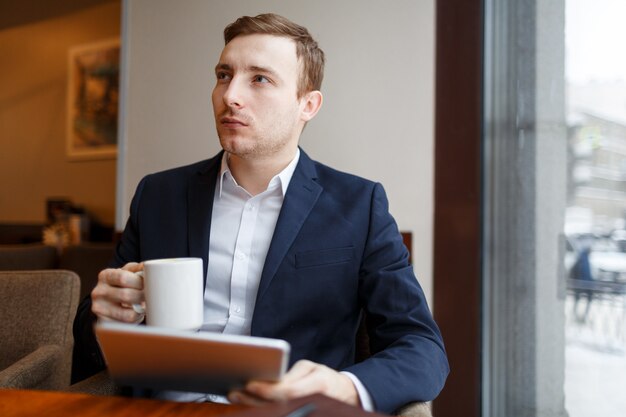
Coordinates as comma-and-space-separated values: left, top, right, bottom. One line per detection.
136, 257, 204, 330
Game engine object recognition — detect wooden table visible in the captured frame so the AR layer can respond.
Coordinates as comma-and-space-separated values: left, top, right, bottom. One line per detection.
0, 389, 385, 417
0, 389, 247, 417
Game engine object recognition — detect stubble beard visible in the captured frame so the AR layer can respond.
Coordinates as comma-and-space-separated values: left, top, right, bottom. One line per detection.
217, 111, 300, 160
218, 133, 290, 159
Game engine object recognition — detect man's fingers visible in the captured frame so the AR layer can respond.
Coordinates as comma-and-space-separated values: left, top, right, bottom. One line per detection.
121, 262, 143, 272
91, 263, 146, 324
277, 365, 330, 399
92, 282, 144, 305
91, 298, 144, 323
98, 267, 144, 290
245, 361, 324, 401
280, 360, 317, 383
243, 361, 358, 406
244, 360, 315, 400
228, 390, 271, 407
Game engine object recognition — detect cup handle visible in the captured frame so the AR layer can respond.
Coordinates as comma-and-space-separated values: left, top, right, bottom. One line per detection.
132, 270, 145, 315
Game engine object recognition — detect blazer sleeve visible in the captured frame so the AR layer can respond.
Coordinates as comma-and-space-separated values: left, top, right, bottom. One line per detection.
72, 177, 147, 378
343, 183, 449, 412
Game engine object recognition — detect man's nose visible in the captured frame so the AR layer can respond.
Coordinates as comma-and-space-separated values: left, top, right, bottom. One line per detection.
222, 78, 244, 108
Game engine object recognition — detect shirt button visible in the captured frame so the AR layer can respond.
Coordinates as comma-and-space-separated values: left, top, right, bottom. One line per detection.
236, 251, 246, 260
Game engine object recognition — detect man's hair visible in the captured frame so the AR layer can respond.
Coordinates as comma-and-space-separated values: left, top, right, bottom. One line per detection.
224, 13, 325, 97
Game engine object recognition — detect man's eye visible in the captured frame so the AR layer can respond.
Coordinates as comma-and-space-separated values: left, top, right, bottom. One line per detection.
216, 72, 231, 81
253, 75, 270, 83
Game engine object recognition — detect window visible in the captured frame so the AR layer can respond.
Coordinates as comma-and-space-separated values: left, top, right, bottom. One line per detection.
482, 0, 626, 415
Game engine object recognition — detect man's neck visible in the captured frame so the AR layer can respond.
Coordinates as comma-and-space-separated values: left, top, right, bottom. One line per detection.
226, 148, 298, 196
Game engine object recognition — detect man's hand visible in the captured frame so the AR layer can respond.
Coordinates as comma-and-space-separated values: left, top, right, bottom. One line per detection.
228, 360, 360, 407
91, 262, 145, 324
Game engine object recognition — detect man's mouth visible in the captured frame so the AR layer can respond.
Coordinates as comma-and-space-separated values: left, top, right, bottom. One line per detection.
220, 116, 249, 128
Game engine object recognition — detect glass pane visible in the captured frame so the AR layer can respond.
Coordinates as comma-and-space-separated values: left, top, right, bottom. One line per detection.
483, 0, 626, 415
564, 0, 626, 416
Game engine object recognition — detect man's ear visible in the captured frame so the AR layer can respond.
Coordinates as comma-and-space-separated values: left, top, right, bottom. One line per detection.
300, 90, 323, 122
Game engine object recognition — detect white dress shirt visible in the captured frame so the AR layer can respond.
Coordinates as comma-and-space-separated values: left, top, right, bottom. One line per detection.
156, 149, 373, 410
201, 150, 298, 335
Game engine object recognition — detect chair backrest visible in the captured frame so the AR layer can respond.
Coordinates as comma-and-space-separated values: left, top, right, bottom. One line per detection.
0, 244, 57, 270
0, 270, 80, 387
59, 243, 115, 301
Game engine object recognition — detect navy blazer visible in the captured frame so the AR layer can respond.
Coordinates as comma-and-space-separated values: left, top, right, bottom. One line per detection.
74, 149, 448, 413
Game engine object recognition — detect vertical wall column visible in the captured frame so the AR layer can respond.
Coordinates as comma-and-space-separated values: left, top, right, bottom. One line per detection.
482, 0, 568, 415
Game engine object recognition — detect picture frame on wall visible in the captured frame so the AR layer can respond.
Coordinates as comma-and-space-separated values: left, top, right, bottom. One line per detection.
66, 38, 120, 160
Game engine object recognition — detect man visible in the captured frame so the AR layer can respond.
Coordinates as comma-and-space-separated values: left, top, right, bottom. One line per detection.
73, 13, 448, 414
570, 242, 594, 322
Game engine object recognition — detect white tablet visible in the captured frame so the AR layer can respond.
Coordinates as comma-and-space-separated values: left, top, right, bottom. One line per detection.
95, 321, 290, 395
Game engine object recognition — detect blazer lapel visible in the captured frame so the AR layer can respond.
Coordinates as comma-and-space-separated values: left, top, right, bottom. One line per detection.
256, 151, 322, 301
187, 152, 222, 287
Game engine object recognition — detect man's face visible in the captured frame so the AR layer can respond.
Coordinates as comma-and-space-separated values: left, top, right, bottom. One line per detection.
212, 34, 307, 160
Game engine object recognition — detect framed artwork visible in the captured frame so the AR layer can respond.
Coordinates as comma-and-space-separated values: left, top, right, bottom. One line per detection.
66, 38, 120, 160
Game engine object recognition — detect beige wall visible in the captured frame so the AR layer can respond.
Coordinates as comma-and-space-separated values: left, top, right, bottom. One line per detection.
0, 1, 120, 225
119, 0, 436, 303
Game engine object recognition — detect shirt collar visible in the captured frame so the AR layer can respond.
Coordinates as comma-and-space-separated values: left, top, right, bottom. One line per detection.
217, 148, 301, 198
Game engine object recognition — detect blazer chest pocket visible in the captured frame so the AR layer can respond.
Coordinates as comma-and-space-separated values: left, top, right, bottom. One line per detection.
295, 246, 354, 269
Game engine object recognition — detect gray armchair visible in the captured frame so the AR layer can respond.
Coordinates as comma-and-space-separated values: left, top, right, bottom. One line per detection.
67, 369, 121, 395
0, 244, 57, 270
0, 270, 80, 390
59, 243, 115, 301
396, 402, 433, 417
